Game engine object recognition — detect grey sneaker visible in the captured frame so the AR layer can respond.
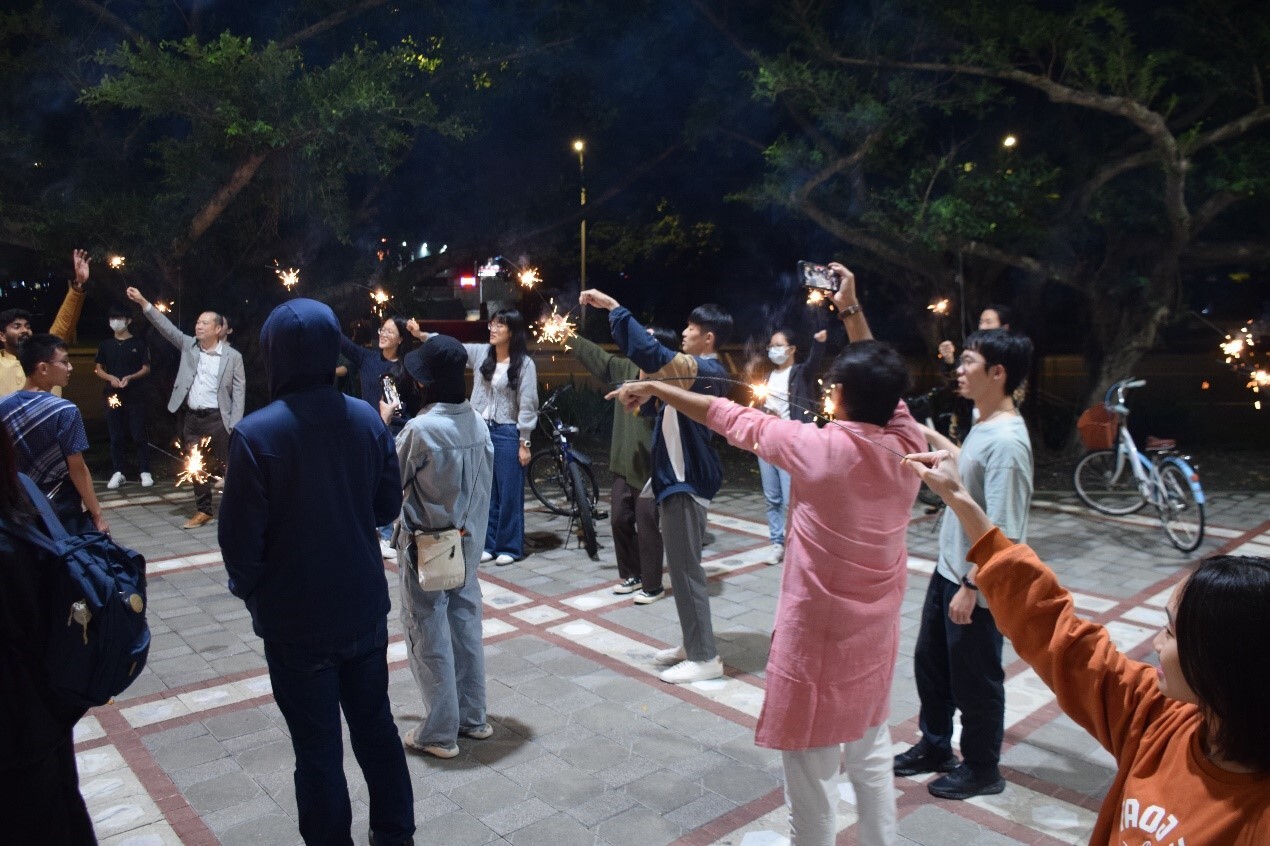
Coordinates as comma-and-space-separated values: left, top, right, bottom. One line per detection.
404, 728, 458, 759
459, 723, 494, 740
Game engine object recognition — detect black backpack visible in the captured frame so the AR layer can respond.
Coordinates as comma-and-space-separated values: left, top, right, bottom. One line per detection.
1, 475, 151, 709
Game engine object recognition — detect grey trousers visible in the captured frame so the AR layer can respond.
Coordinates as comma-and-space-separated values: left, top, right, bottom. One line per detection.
659, 492, 716, 661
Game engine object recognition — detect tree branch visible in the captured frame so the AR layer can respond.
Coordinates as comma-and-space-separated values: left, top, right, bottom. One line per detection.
1182, 241, 1270, 266
1183, 105, 1270, 154
173, 150, 270, 260
959, 241, 1072, 285
795, 196, 938, 280
1070, 149, 1156, 211
71, 0, 147, 44
1189, 191, 1240, 238
278, 0, 389, 49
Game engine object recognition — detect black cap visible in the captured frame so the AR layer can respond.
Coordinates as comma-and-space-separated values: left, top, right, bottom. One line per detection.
403, 334, 468, 402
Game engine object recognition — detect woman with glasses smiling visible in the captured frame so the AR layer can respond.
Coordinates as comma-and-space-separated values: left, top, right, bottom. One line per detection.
409, 309, 537, 566
340, 315, 419, 559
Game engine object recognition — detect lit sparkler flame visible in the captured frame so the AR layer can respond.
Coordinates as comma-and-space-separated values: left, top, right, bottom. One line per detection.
370, 288, 392, 317
928, 298, 950, 316
1220, 336, 1246, 360
107, 394, 122, 409
750, 383, 768, 404
108, 255, 126, 270
822, 389, 835, 418
534, 300, 577, 347
154, 300, 171, 313
176, 437, 216, 488
1249, 370, 1270, 390
806, 289, 825, 306
274, 261, 300, 291
518, 268, 541, 289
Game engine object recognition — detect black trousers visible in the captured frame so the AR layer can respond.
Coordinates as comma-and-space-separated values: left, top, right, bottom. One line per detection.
912, 572, 1006, 774
609, 474, 663, 591
104, 396, 149, 475
182, 408, 228, 516
3, 732, 96, 844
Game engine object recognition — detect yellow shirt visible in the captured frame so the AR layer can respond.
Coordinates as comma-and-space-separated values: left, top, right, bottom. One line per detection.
0, 285, 86, 398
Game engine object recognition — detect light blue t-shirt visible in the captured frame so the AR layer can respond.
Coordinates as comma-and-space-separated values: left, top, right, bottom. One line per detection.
936, 413, 1033, 603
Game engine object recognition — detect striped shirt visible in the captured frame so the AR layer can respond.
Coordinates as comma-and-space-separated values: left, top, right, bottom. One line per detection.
0, 390, 89, 492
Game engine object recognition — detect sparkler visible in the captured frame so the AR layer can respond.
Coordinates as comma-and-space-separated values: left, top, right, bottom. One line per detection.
274, 261, 300, 291
154, 300, 172, 314
175, 437, 216, 488
107, 394, 122, 409
518, 268, 541, 289
927, 298, 950, 316
534, 299, 578, 348
370, 288, 392, 318
749, 382, 769, 405
107, 255, 126, 270
806, 289, 825, 306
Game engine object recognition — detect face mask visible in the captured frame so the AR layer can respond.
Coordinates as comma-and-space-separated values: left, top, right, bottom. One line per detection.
109, 319, 127, 332
768, 346, 791, 365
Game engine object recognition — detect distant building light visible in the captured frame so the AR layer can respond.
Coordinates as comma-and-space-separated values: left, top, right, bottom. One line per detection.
459, 275, 477, 288
477, 261, 500, 278
439, 245, 448, 254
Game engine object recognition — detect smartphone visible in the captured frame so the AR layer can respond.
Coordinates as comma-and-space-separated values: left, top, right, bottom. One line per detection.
798, 260, 839, 292
382, 375, 401, 410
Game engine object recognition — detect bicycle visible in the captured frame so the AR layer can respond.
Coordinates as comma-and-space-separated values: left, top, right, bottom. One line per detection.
527, 384, 601, 560
1072, 378, 1206, 552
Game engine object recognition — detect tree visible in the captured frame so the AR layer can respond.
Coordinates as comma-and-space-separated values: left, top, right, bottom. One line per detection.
709, 0, 1270, 406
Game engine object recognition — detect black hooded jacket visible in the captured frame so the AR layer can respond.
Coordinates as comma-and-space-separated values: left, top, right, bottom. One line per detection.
218, 299, 402, 646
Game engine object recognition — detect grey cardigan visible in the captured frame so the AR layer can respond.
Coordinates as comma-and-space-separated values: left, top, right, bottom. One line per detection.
462, 344, 538, 442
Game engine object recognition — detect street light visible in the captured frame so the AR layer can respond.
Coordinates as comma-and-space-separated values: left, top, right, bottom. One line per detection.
573, 139, 586, 291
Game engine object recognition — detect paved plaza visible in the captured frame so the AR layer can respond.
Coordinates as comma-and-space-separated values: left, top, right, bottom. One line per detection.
75, 472, 1270, 846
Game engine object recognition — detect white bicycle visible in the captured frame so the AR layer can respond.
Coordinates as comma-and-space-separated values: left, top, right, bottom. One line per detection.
1073, 378, 1206, 553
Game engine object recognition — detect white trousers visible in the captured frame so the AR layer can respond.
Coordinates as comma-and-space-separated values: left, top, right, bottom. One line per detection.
781, 723, 897, 846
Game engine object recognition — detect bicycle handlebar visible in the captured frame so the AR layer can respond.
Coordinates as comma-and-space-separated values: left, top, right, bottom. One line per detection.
1104, 378, 1147, 411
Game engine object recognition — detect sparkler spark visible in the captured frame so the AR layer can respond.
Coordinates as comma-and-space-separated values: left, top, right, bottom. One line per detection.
108, 255, 126, 270
1220, 336, 1247, 360
154, 300, 172, 314
176, 437, 216, 488
370, 288, 392, 317
806, 289, 825, 306
750, 383, 769, 404
534, 300, 577, 347
927, 298, 951, 316
274, 261, 300, 291
518, 268, 541, 289
107, 394, 122, 409
1249, 370, 1270, 390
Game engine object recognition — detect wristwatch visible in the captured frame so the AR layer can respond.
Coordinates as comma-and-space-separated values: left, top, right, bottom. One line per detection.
520, 439, 532, 449
840, 303, 862, 317
961, 575, 978, 591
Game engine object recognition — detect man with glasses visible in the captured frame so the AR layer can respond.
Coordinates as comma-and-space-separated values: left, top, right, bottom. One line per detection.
0, 333, 108, 534
1, 249, 93, 398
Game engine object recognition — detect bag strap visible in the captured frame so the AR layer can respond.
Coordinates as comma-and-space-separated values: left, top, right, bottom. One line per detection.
18, 473, 70, 542
408, 444, 489, 535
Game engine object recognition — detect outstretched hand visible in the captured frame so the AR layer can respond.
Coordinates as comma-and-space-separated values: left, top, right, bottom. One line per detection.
405, 317, 427, 341
605, 379, 656, 413
902, 450, 961, 502
124, 287, 149, 308
72, 249, 90, 289
579, 289, 619, 311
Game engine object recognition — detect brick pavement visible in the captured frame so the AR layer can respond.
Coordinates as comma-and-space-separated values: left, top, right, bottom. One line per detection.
72, 477, 1270, 846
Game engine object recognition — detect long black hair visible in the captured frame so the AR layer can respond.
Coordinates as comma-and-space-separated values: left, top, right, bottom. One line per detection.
1176, 554, 1270, 771
479, 308, 529, 392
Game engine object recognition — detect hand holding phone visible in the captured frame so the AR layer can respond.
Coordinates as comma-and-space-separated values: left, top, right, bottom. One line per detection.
798, 260, 840, 292
382, 375, 401, 411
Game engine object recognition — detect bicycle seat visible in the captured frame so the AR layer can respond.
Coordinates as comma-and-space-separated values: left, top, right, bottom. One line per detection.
1145, 436, 1176, 451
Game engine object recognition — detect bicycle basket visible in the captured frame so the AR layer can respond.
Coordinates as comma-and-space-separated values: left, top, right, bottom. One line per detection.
1077, 405, 1120, 451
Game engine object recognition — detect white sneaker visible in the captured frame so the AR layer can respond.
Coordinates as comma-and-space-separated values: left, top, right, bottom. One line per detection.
107, 472, 126, 490
633, 588, 665, 605
379, 539, 397, 560
659, 656, 724, 684
403, 727, 458, 759
140, 472, 154, 487
653, 645, 687, 666
480, 551, 494, 563
764, 543, 785, 565
494, 554, 515, 566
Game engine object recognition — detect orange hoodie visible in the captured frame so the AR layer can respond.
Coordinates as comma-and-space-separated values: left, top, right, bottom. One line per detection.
971, 528, 1270, 846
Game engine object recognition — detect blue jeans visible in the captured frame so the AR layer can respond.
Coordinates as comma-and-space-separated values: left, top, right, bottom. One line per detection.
263, 620, 415, 846
912, 573, 1005, 775
485, 423, 524, 558
399, 540, 486, 744
757, 457, 791, 546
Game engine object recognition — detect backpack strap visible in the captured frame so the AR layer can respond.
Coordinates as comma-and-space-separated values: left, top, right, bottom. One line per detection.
18, 473, 71, 542
0, 475, 66, 558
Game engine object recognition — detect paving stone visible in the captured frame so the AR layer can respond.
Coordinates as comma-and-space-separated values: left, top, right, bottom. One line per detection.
565, 788, 640, 828
479, 797, 557, 836
623, 769, 702, 812
150, 734, 227, 771
701, 763, 780, 803
508, 812, 598, 846
202, 794, 287, 834
558, 738, 630, 772
530, 768, 606, 808
183, 771, 263, 814
596, 807, 682, 846
898, 805, 1029, 845
448, 772, 530, 815
216, 813, 303, 846
664, 790, 738, 829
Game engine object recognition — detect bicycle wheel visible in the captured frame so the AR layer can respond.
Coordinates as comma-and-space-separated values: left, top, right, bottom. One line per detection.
568, 461, 600, 560
1157, 462, 1205, 553
528, 450, 573, 516
1073, 450, 1147, 515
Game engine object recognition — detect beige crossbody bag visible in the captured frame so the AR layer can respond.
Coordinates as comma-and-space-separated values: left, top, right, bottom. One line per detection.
409, 453, 488, 592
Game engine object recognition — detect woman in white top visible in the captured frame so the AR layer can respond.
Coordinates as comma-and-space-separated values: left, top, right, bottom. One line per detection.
410, 309, 537, 565
748, 326, 826, 565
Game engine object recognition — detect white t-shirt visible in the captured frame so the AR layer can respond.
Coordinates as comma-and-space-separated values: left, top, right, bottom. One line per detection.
765, 367, 792, 420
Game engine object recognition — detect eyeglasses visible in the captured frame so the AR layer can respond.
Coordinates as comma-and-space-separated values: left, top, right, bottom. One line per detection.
487, 322, 507, 331
48, 358, 71, 368
377, 327, 397, 336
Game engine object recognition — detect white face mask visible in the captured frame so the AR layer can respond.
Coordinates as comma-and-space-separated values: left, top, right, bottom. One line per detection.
767, 345, 791, 365
109, 319, 128, 332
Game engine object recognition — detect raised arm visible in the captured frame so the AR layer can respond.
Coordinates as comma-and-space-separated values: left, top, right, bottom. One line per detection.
126, 287, 189, 349
48, 250, 90, 342
828, 263, 873, 343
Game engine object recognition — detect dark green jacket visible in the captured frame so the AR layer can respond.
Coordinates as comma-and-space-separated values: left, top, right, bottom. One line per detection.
572, 335, 654, 490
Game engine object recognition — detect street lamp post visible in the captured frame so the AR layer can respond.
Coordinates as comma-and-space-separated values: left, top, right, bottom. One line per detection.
573, 139, 586, 287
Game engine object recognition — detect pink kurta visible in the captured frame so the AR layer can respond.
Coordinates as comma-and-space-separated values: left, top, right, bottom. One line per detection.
707, 398, 923, 750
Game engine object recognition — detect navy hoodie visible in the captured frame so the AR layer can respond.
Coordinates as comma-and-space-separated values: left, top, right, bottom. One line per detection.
219, 299, 402, 647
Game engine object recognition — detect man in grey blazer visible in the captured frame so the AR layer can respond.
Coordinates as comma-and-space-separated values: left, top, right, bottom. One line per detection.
126, 287, 246, 528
